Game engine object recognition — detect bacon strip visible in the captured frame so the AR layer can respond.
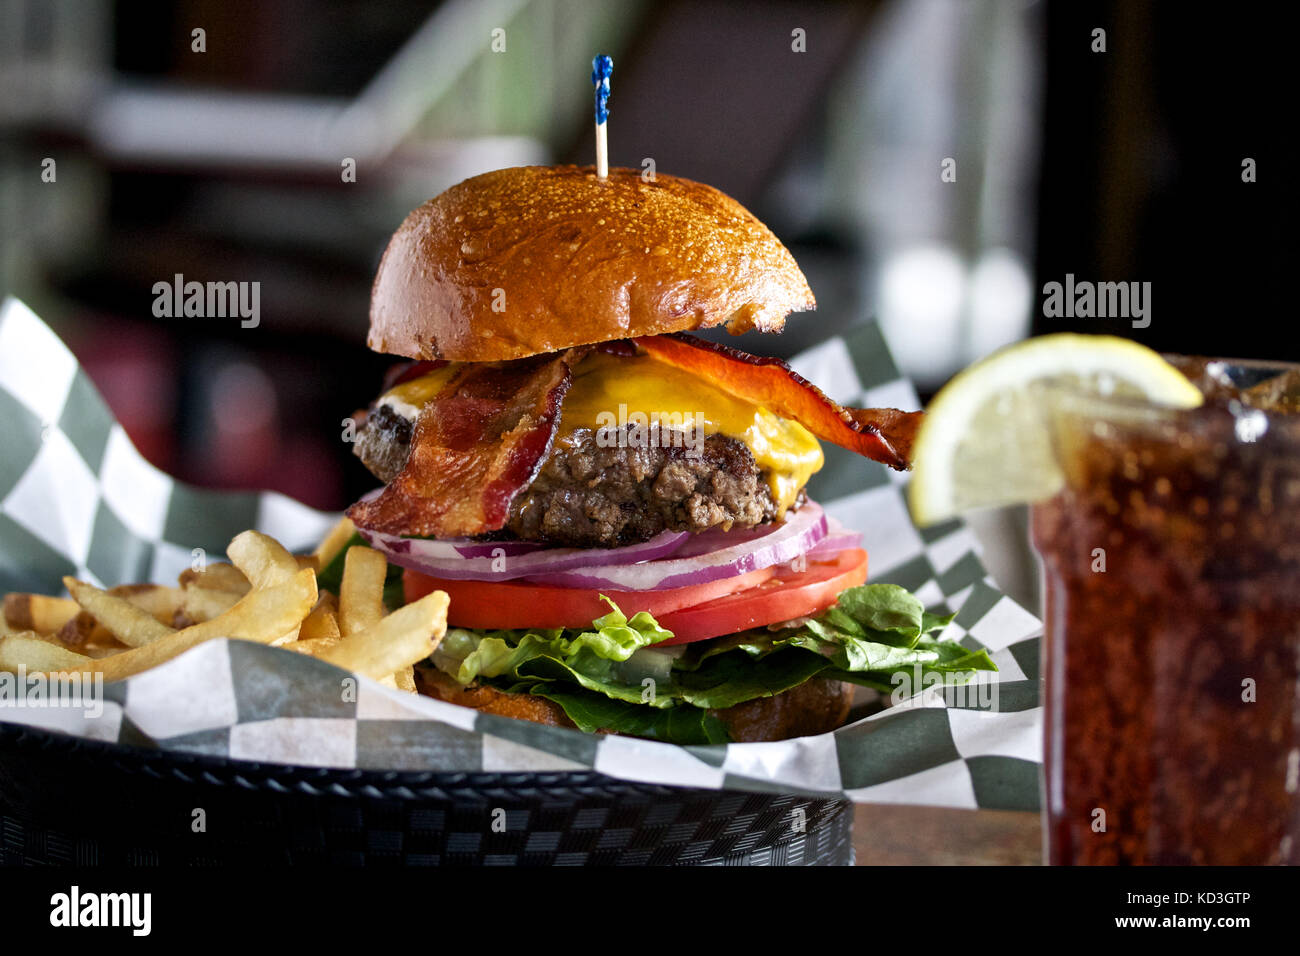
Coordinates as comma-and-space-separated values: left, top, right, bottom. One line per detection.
348, 352, 580, 537
635, 333, 921, 469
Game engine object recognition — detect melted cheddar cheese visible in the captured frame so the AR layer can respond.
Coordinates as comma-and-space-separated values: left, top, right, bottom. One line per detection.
379, 350, 824, 513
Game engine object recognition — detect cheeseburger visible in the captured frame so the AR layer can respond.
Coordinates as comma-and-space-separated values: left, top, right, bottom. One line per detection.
340, 165, 993, 743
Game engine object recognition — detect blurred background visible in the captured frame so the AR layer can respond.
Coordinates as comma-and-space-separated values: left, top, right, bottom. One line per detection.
0, 0, 1286, 599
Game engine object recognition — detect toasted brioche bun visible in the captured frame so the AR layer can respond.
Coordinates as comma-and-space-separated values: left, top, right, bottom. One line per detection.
368, 165, 816, 363
416, 669, 852, 743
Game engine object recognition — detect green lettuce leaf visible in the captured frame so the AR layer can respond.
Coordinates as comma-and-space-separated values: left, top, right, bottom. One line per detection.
802, 583, 956, 649
528, 684, 730, 745
670, 646, 832, 710
436, 596, 674, 686
825, 638, 999, 692
427, 585, 995, 746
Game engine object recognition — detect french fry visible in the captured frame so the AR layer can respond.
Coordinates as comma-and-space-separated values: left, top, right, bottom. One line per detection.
78, 644, 128, 661
75, 568, 318, 683
3, 522, 438, 697
285, 587, 343, 659
0, 633, 94, 673
288, 635, 343, 658
63, 579, 176, 649
318, 590, 448, 681
3, 593, 82, 634
54, 610, 99, 648
110, 584, 187, 626
313, 515, 356, 568
19, 628, 71, 648
228, 530, 307, 645
270, 628, 300, 648
339, 546, 387, 638
180, 586, 241, 624
228, 531, 299, 589
1, 591, 128, 651
299, 594, 341, 643
177, 562, 250, 595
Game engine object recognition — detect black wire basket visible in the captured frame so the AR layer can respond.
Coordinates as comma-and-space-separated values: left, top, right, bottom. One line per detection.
0, 723, 853, 866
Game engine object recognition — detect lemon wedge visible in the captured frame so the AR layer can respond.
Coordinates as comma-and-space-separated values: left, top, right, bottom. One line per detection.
907, 334, 1204, 526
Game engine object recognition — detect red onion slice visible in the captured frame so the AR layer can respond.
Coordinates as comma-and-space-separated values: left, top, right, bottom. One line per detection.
350, 490, 548, 559
355, 525, 692, 581
520, 501, 828, 591
805, 517, 862, 556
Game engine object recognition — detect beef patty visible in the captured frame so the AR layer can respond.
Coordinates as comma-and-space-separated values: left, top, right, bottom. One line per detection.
351, 404, 412, 485
352, 407, 791, 547
507, 428, 788, 547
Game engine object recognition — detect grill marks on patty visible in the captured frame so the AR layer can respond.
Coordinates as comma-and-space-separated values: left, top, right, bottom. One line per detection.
353, 406, 790, 547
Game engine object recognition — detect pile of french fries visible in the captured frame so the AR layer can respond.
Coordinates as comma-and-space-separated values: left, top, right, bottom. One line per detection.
0, 520, 448, 690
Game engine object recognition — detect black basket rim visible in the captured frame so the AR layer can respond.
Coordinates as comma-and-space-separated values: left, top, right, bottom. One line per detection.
0, 720, 847, 806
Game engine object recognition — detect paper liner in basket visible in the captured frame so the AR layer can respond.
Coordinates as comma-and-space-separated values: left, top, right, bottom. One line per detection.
0, 297, 1042, 810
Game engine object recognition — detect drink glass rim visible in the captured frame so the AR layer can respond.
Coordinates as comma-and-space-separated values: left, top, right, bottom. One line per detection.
1037, 355, 1300, 428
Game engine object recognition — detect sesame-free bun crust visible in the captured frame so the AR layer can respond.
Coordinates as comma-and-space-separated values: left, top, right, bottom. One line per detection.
368, 165, 816, 362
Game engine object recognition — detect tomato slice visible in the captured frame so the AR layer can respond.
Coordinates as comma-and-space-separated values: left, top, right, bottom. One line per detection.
404, 548, 869, 645
653, 548, 868, 645
403, 564, 777, 630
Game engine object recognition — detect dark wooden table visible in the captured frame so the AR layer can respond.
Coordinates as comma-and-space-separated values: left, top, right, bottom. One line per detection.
853, 805, 1042, 865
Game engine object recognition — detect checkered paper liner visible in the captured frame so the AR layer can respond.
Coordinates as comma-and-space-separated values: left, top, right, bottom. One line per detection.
0, 297, 1042, 810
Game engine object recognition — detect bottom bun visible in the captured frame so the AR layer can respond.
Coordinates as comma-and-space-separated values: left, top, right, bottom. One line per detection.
416, 669, 852, 743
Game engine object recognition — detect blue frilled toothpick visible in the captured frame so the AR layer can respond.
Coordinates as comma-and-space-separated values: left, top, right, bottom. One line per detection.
592, 54, 613, 179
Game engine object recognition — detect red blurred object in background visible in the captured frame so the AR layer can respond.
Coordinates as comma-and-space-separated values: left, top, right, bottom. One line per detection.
71, 317, 178, 472
69, 317, 343, 512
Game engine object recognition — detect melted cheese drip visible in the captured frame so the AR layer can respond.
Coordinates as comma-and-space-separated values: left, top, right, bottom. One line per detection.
379, 351, 824, 513
383, 364, 459, 410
